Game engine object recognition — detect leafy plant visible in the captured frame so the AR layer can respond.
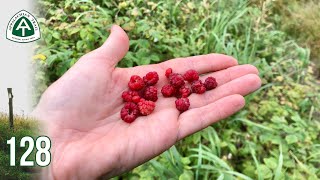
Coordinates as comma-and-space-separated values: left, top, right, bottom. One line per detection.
34, 0, 320, 179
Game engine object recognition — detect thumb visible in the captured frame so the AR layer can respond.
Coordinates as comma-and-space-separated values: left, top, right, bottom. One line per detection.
87, 25, 129, 68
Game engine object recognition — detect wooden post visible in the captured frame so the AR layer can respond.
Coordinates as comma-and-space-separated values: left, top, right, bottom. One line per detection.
7, 88, 14, 129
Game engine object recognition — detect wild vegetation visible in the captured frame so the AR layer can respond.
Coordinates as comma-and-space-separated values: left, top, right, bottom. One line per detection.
270, 0, 320, 76
0, 114, 39, 179
33, 0, 320, 179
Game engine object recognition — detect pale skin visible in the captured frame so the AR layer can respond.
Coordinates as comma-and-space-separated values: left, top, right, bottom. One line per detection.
33, 25, 261, 179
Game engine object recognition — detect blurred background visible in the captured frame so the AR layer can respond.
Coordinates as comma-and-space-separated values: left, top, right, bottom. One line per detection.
30, 0, 320, 179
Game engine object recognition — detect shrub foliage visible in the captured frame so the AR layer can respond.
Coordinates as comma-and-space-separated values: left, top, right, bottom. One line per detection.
33, 0, 320, 179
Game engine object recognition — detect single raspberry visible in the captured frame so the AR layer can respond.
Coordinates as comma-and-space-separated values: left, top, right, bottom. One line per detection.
161, 84, 176, 97
120, 102, 139, 123
131, 96, 141, 103
128, 75, 145, 91
121, 90, 140, 103
178, 85, 192, 98
183, 69, 199, 82
138, 99, 156, 115
204, 77, 218, 90
143, 86, 158, 102
175, 98, 190, 112
169, 73, 185, 88
191, 80, 206, 94
143, 71, 159, 86
165, 68, 173, 78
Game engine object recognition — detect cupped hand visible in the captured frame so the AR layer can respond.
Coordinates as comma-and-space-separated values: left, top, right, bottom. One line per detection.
33, 25, 261, 179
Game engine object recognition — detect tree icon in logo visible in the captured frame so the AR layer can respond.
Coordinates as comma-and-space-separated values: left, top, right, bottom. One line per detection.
6, 10, 41, 43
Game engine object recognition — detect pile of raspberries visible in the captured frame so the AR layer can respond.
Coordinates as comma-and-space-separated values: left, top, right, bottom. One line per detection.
120, 68, 218, 123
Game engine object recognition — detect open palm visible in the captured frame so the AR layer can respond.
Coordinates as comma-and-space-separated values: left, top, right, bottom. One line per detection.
33, 25, 261, 179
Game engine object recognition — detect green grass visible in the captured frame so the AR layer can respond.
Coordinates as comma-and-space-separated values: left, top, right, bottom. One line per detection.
0, 114, 39, 179
34, 0, 320, 179
270, 0, 320, 75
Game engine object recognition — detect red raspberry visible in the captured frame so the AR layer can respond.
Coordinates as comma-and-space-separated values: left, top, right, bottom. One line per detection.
143, 86, 158, 102
169, 73, 185, 88
161, 84, 176, 97
191, 80, 206, 94
131, 96, 141, 103
175, 98, 190, 112
183, 69, 199, 82
165, 68, 173, 78
128, 75, 145, 91
143, 71, 159, 86
121, 90, 140, 103
204, 77, 218, 90
120, 102, 139, 123
178, 85, 191, 98
138, 99, 156, 115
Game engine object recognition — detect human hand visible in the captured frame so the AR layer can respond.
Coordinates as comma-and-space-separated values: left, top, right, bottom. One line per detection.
33, 25, 261, 179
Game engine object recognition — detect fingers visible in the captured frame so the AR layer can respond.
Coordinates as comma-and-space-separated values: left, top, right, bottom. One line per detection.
190, 74, 261, 108
200, 64, 259, 86
85, 25, 129, 68
160, 54, 238, 74
177, 94, 245, 140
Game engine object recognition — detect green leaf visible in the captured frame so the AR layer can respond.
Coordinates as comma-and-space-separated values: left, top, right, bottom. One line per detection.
228, 144, 237, 154
150, 54, 160, 62
69, 28, 80, 35
138, 58, 150, 65
44, 34, 52, 44
179, 170, 193, 180
271, 116, 287, 124
80, 29, 87, 40
46, 54, 58, 66
274, 144, 283, 180
258, 165, 273, 179
181, 157, 191, 165
76, 41, 84, 51
225, 171, 254, 180
285, 135, 298, 144
52, 32, 61, 39
263, 157, 277, 169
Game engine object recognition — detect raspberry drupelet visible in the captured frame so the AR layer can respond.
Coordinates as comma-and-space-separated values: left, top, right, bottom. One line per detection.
175, 98, 190, 112
183, 69, 199, 82
204, 77, 218, 90
178, 85, 192, 98
128, 75, 145, 91
143, 71, 159, 86
138, 99, 156, 115
120, 102, 140, 123
191, 80, 206, 94
161, 84, 176, 97
121, 90, 141, 103
165, 68, 173, 78
143, 86, 158, 102
169, 73, 185, 88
